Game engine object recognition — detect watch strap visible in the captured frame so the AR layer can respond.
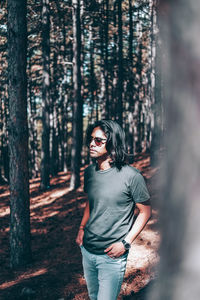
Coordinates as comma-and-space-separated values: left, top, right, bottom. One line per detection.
122, 239, 131, 250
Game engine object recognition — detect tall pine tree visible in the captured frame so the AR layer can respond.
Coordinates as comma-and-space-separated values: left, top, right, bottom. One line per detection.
7, 0, 32, 269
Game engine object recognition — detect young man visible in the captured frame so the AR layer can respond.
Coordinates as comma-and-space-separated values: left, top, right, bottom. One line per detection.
76, 120, 151, 300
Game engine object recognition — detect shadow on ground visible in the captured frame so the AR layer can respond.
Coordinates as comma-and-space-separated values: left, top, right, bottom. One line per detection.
0, 155, 159, 300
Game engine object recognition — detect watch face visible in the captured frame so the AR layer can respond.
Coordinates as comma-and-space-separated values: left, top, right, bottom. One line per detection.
122, 240, 131, 250
125, 242, 131, 250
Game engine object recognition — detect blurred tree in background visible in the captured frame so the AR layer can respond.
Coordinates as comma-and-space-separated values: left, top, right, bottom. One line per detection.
150, 0, 200, 299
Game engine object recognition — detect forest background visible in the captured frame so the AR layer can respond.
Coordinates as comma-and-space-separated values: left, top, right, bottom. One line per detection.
0, 0, 161, 189
0, 0, 161, 265
1, 0, 200, 299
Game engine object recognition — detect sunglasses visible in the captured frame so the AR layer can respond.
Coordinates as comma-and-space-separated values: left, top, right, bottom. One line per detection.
88, 136, 107, 147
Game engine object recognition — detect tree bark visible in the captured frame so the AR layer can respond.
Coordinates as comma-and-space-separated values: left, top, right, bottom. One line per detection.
104, 0, 110, 119
150, 0, 200, 299
7, 0, 31, 269
117, 0, 123, 126
40, 0, 51, 190
127, 0, 134, 161
27, 52, 40, 178
89, 25, 96, 120
70, 0, 83, 190
100, 0, 110, 120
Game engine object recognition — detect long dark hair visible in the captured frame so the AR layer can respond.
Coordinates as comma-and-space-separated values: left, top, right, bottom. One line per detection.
86, 119, 128, 169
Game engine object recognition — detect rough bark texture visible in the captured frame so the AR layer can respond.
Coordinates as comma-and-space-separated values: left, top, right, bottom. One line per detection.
40, 0, 51, 190
117, 0, 123, 126
7, 0, 31, 269
70, 0, 83, 190
127, 0, 134, 161
150, 0, 200, 299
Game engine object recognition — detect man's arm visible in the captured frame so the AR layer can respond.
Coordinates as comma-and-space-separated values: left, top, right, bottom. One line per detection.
105, 200, 151, 257
124, 200, 151, 244
76, 199, 90, 246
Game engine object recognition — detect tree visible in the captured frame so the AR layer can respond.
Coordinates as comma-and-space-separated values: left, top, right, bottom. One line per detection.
116, 0, 123, 126
40, 0, 51, 190
126, 0, 134, 161
150, 0, 200, 299
70, 0, 83, 189
7, 0, 32, 269
99, 0, 110, 119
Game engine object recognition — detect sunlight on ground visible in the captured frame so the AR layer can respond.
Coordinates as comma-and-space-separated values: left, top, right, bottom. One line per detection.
0, 190, 10, 198
0, 156, 160, 299
30, 187, 71, 210
0, 268, 48, 290
120, 209, 160, 296
0, 173, 72, 218
0, 207, 10, 218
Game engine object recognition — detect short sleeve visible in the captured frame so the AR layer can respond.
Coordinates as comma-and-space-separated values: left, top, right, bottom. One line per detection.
130, 172, 150, 203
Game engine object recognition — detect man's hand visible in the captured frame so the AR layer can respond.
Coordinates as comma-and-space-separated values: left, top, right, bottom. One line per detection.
76, 229, 84, 246
104, 242, 126, 258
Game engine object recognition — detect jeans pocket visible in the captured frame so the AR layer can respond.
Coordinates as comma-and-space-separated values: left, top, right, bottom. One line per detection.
105, 251, 128, 262
105, 255, 121, 262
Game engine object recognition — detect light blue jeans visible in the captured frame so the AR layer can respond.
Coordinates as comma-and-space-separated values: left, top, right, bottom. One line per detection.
80, 245, 128, 300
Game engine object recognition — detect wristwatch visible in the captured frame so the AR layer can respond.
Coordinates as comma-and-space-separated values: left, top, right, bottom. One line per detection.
122, 239, 131, 250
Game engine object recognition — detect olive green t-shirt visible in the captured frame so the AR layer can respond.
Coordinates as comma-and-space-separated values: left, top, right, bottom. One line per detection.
83, 164, 150, 254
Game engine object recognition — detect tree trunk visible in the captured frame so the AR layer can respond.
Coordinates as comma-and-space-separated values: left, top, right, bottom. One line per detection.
135, 43, 143, 153
117, 0, 123, 126
150, 0, 161, 166
60, 6, 69, 173
89, 25, 96, 120
40, 0, 51, 190
60, 93, 69, 173
1, 91, 9, 181
0, 98, 4, 183
150, 0, 200, 299
127, 0, 134, 162
50, 50, 59, 176
100, 0, 110, 120
70, 0, 83, 190
7, 0, 31, 269
27, 54, 39, 178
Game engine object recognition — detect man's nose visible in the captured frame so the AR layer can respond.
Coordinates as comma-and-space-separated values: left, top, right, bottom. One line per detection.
90, 139, 96, 147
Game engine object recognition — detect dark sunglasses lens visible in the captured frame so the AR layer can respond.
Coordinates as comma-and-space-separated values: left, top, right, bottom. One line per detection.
89, 136, 104, 146
94, 138, 102, 146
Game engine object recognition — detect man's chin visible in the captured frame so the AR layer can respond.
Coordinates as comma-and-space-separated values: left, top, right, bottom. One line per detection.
90, 153, 98, 158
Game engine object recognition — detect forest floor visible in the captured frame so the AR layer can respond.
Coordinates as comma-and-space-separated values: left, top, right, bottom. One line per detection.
0, 153, 161, 300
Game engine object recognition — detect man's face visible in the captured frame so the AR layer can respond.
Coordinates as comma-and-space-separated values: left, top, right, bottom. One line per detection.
89, 127, 108, 159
